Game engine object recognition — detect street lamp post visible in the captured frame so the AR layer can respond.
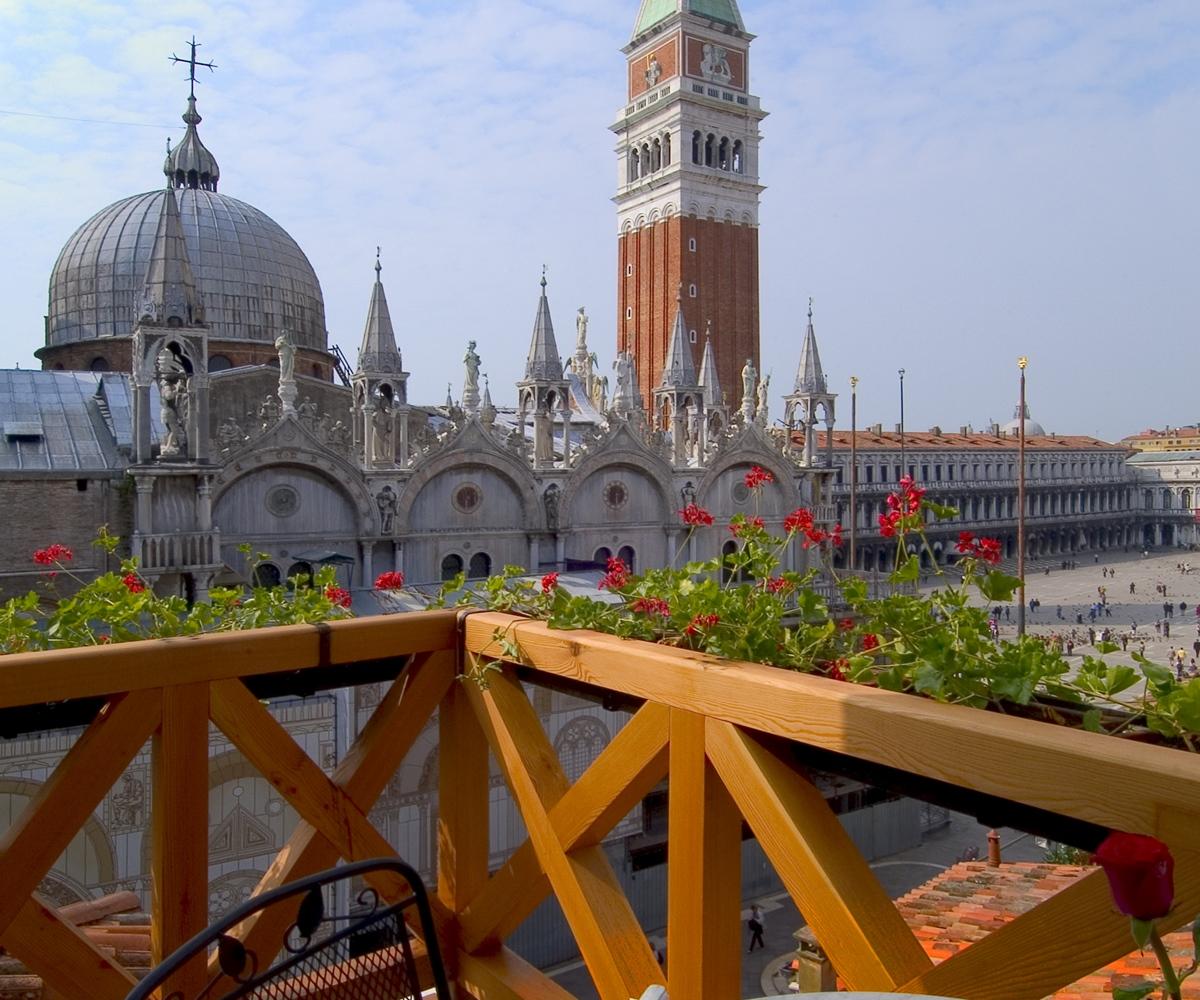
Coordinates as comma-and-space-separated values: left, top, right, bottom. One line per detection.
1017, 356, 1028, 637
898, 368, 906, 478
850, 376, 859, 572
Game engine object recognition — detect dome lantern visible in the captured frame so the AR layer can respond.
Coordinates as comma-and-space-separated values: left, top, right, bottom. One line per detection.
163, 37, 220, 191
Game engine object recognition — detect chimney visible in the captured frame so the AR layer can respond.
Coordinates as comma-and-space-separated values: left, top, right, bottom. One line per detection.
987, 829, 1002, 867
959, 425, 970, 436
894, 423, 902, 434
868, 423, 882, 435
929, 425, 941, 436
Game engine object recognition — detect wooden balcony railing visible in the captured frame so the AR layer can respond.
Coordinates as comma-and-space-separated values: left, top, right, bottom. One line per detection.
0, 609, 1197, 999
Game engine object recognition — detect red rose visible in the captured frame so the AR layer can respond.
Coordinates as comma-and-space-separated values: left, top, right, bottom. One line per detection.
1093, 832, 1175, 920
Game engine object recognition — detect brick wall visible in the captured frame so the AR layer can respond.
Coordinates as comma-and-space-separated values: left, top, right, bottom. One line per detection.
618, 215, 760, 409
0, 476, 133, 600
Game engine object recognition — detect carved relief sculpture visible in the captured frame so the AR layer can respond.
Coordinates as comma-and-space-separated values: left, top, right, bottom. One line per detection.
375, 485, 398, 534
700, 43, 732, 84
543, 482, 561, 531
156, 347, 189, 458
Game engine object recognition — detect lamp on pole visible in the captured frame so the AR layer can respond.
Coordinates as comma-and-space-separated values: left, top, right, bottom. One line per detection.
850, 376, 859, 572
898, 368, 907, 478
1017, 356, 1028, 637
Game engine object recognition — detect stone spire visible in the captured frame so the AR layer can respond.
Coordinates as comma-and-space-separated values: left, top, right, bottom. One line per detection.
633, 0, 745, 37
698, 321, 721, 407
137, 189, 203, 327
793, 299, 827, 395
356, 251, 402, 374
524, 271, 564, 381
660, 286, 698, 387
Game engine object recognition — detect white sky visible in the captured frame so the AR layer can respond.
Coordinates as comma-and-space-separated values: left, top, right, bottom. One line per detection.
0, 0, 1197, 441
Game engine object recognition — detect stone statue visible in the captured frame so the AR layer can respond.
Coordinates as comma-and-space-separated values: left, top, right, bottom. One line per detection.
297, 396, 319, 432
576, 307, 589, 352
258, 394, 281, 430
217, 416, 243, 454
462, 341, 482, 415
274, 330, 296, 383
155, 347, 189, 458
543, 483, 561, 531
645, 55, 662, 88
375, 485, 398, 534
613, 352, 636, 413
329, 420, 351, 451
371, 403, 393, 463
680, 481, 697, 507
110, 773, 145, 830
740, 358, 757, 421
756, 373, 771, 426
592, 374, 609, 413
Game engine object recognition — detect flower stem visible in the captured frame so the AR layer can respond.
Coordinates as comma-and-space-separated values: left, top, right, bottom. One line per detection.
1149, 927, 1182, 1000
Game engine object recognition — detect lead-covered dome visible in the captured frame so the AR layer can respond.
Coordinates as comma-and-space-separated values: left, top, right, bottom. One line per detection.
47, 187, 327, 352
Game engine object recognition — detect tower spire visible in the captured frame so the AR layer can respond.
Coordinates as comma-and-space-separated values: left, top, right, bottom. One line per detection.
356, 250, 402, 374
525, 271, 564, 381
793, 298, 827, 395
137, 189, 203, 327
660, 284, 698, 387
698, 320, 721, 406
164, 38, 220, 191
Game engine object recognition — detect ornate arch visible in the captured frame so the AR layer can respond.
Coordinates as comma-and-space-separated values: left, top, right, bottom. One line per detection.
698, 437, 802, 511
0, 777, 117, 886
395, 436, 539, 534
560, 435, 674, 526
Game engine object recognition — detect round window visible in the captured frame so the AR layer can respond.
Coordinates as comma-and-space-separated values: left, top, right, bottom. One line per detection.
453, 483, 482, 514
266, 485, 300, 518
604, 481, 629, 510
732, 482, 750, 504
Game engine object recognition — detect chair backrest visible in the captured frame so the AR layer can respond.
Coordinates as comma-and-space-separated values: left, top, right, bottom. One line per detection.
126, 858, 450, 1000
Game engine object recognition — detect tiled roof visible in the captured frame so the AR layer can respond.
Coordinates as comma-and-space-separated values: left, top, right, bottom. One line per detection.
803, 430, 1126, 453
893, 862, 1199, 998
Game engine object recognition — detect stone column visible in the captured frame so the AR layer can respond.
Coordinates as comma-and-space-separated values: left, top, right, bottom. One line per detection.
359, 539, 374, 588
393, 540, 404, 574
667, 529, 679, 569
555, 534, 566, 567
190, 373, 210, 463
528, 535, 539, 571
398, 412, 409, 469
196, 479, 213, 531
134, 384, 152, 464
135, 478, 155, 534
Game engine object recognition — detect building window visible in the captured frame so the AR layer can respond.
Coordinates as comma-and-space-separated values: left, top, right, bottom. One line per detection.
866, 466, 874, 483
441, 554, 464, 581
689, 283, 697, 298
618, 545, 636, 573
468, 552, 492, 579
692, 130, 702, 164
689, 329, 697, 344
625, 306, 633, 320
935, 464, 942, 481
626, 263, 634, 276
688, 238, 697, 252
252, 563, 282, 588
594, 546, 612, 565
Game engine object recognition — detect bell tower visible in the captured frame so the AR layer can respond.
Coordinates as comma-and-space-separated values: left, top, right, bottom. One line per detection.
614, 0, 765, 407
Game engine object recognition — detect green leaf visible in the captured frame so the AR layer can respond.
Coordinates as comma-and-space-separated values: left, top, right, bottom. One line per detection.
890, 558, 920, 585
1131, 917, 1154, 950
1139, 659, 1175, 693
977, 570, 1020, 603
1113, 984, 1157, 1000
1082, 708, 1104, 733
924, 501, 959, 521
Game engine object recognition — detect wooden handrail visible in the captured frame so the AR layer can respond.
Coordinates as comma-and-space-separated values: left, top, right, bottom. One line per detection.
1, 607, 1198, 999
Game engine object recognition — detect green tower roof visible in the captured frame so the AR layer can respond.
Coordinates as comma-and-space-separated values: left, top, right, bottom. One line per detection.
633, 0, 745, 37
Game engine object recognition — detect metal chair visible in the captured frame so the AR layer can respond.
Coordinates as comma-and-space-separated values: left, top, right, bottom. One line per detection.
127, 858, 450, 1000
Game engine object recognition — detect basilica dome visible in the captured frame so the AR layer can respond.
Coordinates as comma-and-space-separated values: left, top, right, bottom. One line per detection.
44, 96, 327, 361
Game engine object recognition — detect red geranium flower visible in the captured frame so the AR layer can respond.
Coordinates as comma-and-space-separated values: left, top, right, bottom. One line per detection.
122, 573, 145, 594
823, 658, 849, 682
630, 596, 670, 616
599, 557, 630, 591
541, 571, 559, 593
374, 571, 405, 590
730, 516, 765, 537
838, 618, 855, 631
685, 612, 720, 636
784, 508, 814, 535
33, 543, 73, 566
1093, 832, 1175, 920
325, 585, 352, 608
679, 503, 714, 527
744, 466, 774, 489
764, 577, 792, 594
862, 633, 880, 652
831, 523, 844, 547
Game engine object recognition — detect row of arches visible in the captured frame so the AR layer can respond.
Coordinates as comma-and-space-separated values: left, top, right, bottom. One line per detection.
851, 457, 1125, 486
440, 552, 492, 581
1146, 487, 1194, 511
628, 133, 672, 182
691, 130, 744, 173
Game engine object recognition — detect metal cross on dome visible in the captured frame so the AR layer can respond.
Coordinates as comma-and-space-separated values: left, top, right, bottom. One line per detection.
169, 36, 217, 100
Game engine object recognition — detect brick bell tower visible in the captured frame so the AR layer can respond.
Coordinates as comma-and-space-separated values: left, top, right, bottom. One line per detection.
614, 0, 766, 408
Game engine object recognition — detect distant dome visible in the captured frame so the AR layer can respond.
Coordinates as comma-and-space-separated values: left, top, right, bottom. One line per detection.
46, 188, 327, 353
1002, 404, 1045, 437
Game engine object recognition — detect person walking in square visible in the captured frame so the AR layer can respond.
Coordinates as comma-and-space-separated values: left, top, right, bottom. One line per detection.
748, 904, 765, 953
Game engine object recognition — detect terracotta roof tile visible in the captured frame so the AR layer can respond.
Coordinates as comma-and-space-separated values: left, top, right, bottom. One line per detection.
890, 862, 1199, 999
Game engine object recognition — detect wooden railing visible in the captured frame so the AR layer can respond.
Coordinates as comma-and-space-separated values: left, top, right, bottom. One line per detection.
0, 609, 1198, 999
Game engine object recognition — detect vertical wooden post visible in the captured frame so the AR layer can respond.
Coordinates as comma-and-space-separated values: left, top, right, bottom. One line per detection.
438, 677, 489, 967
151, 683, 209, 996
667, 709, 741, 999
